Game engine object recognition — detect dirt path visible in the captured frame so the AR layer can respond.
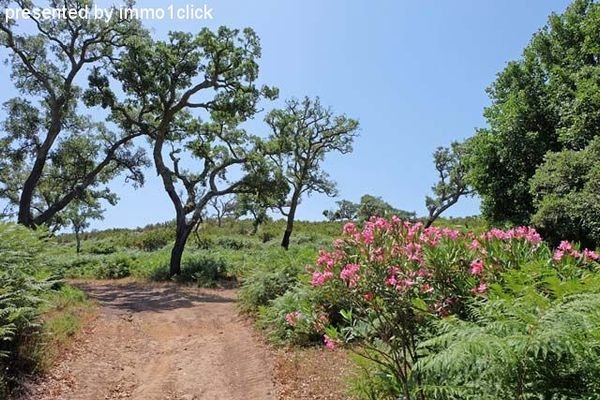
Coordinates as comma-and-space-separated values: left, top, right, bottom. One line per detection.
21, 281, 277, 400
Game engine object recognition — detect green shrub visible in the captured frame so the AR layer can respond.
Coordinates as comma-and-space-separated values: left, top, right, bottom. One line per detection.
257, 284, 324, 345
215, 237, 254, 250
239, 263, 302, 313
0, 224, 53, 396
300, 218, 600, 399
94, 255, 132, 279
88, 240, 118, 255
51, 255, 103, 278
135, 230, 170, 251
192, 236, 215, 250
146, 253, 230, 286
530, 137, 600, 248
179, 254, 230, 286
418, 264, 600, 399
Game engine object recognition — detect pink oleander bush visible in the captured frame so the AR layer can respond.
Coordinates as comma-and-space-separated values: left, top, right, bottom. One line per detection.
280, 217, 600, 399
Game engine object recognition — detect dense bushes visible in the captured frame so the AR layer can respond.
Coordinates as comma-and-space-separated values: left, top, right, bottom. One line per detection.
270, 217, 600, 399
0, 224, 53, 396
530, 137, 600, 248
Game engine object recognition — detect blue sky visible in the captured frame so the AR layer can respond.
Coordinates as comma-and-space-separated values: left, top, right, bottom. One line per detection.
0, 0, 573, 229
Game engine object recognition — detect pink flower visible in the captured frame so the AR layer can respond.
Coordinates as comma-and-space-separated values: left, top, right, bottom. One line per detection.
397, 278, 415, 291
417, 268, 432, 278
553, 250, 565, 261
373, 217, 391, 231
385, 274, 398, 287
583, 249, 600, 262
311, 271, 334, 287
363, 292, 374, 301
469, 259, 484, 276
370, 247, 385, 263
313, 314, 329, 332
285, 311, 302, 327
385, 266, 400, 287
333, 239, 345, 248
558, 240, 573, 253
323, 335, 337, 350
362, 228, 374, 245
316, 250, 335, 269
468, 239, 481, 250
441, 227, 460, 239
340, 263, 360, 288
403, 242, 423, 262
343, 222, 357, 235
471, 282, 488, 295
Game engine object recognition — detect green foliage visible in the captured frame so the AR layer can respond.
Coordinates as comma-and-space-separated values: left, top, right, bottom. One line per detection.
418, 260, 600, 399
239, 261, 304, 313
323, 199, 359, 221
0, 224, 52, 396
134, 229, 171, 252
256, 284, 324, 345
530, 137, 600, 248
266, 97, 360, 249
94, 255, 132, 279
0, 1, 148, 227
356, 194, 415, 222
464, 0, 600, 225
425, 143, 472, 227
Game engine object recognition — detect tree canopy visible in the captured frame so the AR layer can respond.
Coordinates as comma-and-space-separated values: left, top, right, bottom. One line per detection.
0, 0, 148, 228
266, 97, 359, 249
464, 0, 600, 225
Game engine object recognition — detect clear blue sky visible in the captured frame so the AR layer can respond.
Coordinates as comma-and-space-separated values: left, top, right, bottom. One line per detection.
0, 0, 573, 230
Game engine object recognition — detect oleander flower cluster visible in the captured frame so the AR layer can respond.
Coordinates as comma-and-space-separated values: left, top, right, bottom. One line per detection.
287, 217, 600, 349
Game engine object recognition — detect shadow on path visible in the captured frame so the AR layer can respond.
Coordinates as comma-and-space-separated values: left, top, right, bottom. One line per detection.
72, 281, 236, 314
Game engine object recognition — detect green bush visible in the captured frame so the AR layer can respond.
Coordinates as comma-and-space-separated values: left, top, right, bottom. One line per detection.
135, 229, 170, 251
94, 255, 132, 279
239, 263, 302, 313
530, 137, 600, 248
87, 240, 118, 255
0, 224, 53, 396
215, 237, 254, 250
418, 261, 600, 399
293, 218, 600, 399
179, 254, 230, 286
257, 284, 324, 345
51, 254, 103, 278
192, 236, 215, 250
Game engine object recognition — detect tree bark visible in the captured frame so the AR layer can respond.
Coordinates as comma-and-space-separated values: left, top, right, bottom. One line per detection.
170, 223, 192, 277
17, 117, 63, 227
281, 191, 299, 250
75, 229, 81, 255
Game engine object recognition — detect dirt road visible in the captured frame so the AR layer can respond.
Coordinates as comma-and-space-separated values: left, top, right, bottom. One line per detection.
21, 281, 277, 400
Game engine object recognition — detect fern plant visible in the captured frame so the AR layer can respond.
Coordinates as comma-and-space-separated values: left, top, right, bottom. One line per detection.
417, 260, 600, 399
0, 224, 52, 396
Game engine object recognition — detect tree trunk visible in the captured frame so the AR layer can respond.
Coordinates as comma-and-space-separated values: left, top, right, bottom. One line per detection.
170, 223, 192, 277
424, 216, 434, 229
17, 109, 64, 227
281, 193, 299, 250
75, 229, 81, 255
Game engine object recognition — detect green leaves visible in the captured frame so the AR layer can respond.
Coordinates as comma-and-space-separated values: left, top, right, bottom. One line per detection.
266, 97, 360, 198
425, 142, 472, 227
464, 0, 600, 226
530, 136, 600, 247
0, 223, 53, 395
